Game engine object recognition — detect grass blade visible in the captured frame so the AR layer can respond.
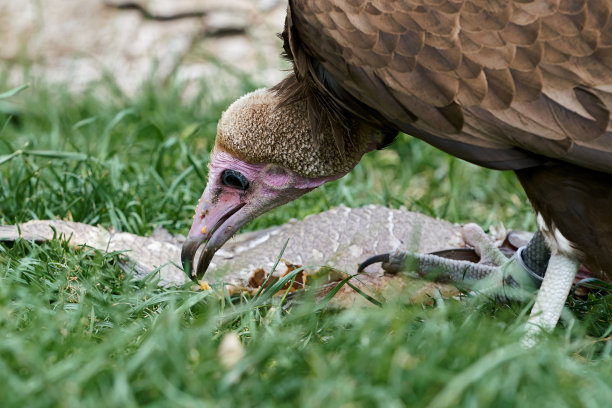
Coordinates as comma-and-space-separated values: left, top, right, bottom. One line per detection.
0, 84, 28, 99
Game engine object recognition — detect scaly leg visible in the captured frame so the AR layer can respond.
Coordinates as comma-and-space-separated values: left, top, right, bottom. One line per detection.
359, 224, 550, 291
359, 224, 581, 345
459, 227, 581, 345
522, 253, 579, 347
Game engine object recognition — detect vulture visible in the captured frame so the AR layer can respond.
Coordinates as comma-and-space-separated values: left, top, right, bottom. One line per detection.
182, 0, 612, 342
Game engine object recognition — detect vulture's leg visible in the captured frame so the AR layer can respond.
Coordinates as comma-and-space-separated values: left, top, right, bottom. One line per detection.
359, 225, 583, 345
358, 248, 499, 281
514, 163, 612, 344
359, 224, 550, 288
465, 225, 581, 345
522, 254, 579, 347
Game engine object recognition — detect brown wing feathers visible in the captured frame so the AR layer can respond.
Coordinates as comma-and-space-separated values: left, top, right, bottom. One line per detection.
280, 0, 612, 174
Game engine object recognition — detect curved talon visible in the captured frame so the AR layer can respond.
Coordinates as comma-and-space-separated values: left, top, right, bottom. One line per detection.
357, 253, 390, 272
358, 250, 408, 274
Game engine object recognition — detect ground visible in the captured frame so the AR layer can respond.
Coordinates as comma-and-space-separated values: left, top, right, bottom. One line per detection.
0, 2, 611, 407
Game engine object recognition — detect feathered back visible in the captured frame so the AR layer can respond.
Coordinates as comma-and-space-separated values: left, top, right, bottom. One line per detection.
280, 0, 612, 174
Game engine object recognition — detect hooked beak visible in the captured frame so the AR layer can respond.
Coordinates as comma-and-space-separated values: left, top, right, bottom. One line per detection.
181, 190, 247, 282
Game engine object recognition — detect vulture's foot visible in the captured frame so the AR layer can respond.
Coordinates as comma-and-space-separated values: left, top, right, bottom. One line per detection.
359, 224, 582, 346
358, 224, 549, 291
464, 225, 581, 347
358, 247, 499, 282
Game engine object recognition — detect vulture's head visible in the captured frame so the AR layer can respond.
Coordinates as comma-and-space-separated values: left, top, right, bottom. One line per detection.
181, 89, 380, 280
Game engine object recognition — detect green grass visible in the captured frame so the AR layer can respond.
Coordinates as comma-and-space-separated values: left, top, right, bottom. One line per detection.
0, 75, 611, 407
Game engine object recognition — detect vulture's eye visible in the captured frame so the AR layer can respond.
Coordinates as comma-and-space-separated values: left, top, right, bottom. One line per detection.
221, 169, 249, 190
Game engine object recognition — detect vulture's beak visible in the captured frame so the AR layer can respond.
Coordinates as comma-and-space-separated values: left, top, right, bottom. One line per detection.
181, 186, 248, 282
